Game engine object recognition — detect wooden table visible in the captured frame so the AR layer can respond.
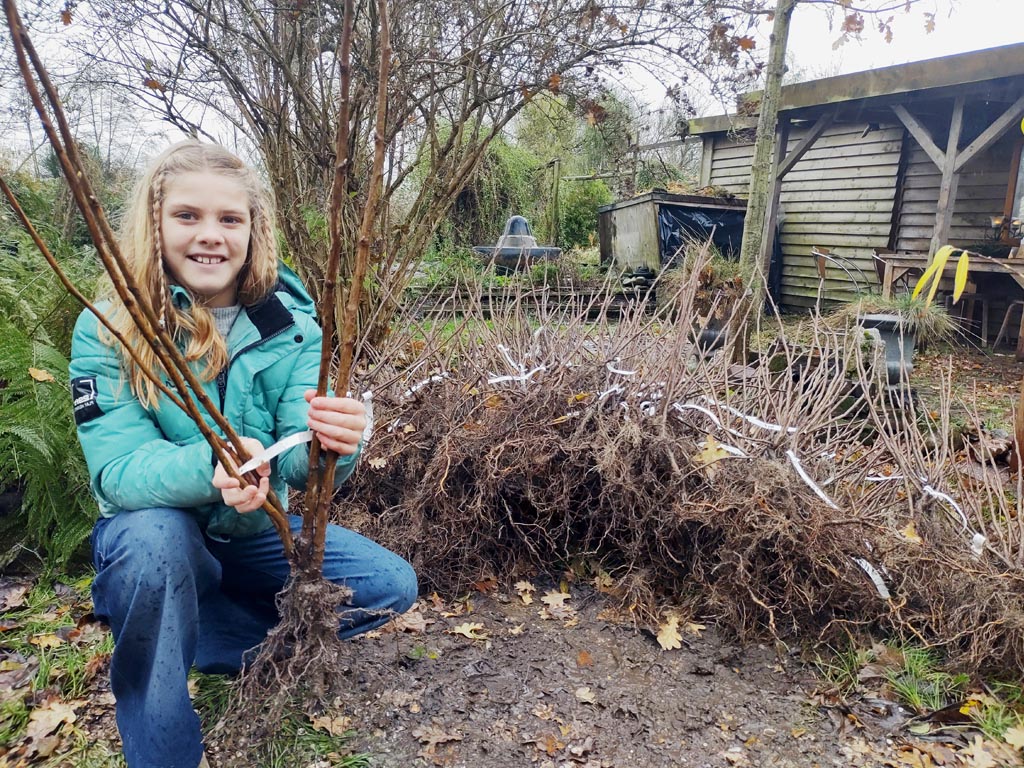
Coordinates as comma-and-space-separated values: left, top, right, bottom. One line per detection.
877, 253, 1024, 358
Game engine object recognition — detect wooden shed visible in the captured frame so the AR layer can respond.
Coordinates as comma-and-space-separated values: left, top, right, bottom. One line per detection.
688, 42, 1024, 311
597, 192, 747, 273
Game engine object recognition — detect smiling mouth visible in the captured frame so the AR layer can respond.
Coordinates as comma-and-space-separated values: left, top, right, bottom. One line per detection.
189, 255, 227, 265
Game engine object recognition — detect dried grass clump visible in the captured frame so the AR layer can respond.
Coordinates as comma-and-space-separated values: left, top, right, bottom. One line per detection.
339, 260, 1024, 675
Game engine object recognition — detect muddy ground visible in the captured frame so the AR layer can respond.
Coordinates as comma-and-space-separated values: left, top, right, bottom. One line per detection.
337, 586, 920, 768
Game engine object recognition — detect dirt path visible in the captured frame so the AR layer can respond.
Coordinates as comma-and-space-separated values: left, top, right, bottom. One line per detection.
342, 587, 877, 768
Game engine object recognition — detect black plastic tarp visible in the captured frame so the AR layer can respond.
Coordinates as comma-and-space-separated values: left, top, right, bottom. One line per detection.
657, 204, 745, 264
656, 202, 782, 304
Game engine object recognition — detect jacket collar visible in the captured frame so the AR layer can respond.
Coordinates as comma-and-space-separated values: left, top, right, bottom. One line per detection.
168, 280, 296, 345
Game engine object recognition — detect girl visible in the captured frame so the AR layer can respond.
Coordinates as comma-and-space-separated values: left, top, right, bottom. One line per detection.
69, 141, 417, 768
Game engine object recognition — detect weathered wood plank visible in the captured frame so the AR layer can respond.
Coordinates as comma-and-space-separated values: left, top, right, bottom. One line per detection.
783, 222, 893, 236
777, 177, 897, 192
899, 212, 999, 227
900, 197, 1005, 213
716, 151, 900, 172
780, 233, 892, 247
782, 164, 901, 182
783, 200, 895, 213
784, 211, 893, 223
780, 189, 896, 203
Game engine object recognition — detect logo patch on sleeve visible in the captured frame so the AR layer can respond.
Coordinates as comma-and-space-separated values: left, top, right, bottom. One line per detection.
71, 376, 103, 425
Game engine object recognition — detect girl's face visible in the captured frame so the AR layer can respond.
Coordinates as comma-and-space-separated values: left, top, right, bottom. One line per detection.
160, 171, 252, 308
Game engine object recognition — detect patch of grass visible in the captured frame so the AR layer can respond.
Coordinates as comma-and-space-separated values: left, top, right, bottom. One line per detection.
4, 578, 112, 701
193, 673, 370, 767
816, 644, 873, 695
827, 295, 958, 347
0, 698, 30, 748
971, 700, 1024, 741
884, 645, 970, 715
38, 735, 126, 768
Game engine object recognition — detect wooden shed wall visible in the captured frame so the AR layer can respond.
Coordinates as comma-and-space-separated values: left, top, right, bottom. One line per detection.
894, 132, 1015, 254
708, 122, 904, 309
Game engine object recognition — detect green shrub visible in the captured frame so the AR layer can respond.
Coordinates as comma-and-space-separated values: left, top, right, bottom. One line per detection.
558, 179, 612, 250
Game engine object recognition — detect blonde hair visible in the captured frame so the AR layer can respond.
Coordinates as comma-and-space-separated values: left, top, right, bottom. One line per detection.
103, 141, 278, 408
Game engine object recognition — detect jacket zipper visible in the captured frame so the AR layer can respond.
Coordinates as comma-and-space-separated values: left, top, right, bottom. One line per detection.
216, 368, 228, 411
215, 323, 295, 414
228, 324, 295, 370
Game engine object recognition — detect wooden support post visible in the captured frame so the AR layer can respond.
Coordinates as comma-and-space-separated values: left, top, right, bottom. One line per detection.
892, 104, 945, 172
776, 111, 834, 179
929, 96, 965, 257
699, 135, 714, 187
954, 92, 1024, 173
758, 117, 791, 281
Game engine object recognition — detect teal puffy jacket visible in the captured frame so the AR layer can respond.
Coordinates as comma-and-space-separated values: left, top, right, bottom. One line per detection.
69, 264, 358, 539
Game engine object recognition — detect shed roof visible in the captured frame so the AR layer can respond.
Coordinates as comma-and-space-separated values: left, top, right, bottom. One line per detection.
688, 41, 1024, 135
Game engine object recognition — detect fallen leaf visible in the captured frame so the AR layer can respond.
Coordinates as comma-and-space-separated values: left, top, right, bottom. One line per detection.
29, 633, 63, 649
310, 713, 352, 736
367, 457, 387, 469
450, 622, 488, 641
472, 576, 497, 593
685, 622, 706, 636
483, 393, 503, 409
532, 703, 555, 720
25, 700, 78, 742
695, 435, 736, 479
541, 591, 570, 609
575, 686, 597, 704
902, 521, 923, 544
657, 615, 682, 651
960, 736, 997, 768
576, 650, 593, 667
402, 423, 416, 434
514, 580, 536, 605
0, 652, 36, 690
428, 592, 446, 611
0, 580, 31, 611
1005, 724, 1024, 750
593, 569, 615, 592
28, 367, 55, 383
895, 747, 930, 767
508, 623, 525, 636
392, 609, 429, 634
531, 733, 565, 755
412, 722, 462, 754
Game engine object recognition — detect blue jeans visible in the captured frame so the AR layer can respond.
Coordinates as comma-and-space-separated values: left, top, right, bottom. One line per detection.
90, 508, 417, 768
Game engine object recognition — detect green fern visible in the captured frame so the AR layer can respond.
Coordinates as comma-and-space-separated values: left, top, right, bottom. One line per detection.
0, 316, 97, 564
1, 191, 104, 566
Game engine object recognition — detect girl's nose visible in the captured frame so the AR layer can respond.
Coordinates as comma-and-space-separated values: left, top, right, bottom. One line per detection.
197, 222, 224, 245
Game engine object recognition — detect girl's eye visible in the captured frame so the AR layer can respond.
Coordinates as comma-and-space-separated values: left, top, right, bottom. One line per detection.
174, 211, 196, 221
222, 216, 242, 224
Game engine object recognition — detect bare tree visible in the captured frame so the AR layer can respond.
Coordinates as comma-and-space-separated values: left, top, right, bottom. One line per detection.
53, 0, 769, 338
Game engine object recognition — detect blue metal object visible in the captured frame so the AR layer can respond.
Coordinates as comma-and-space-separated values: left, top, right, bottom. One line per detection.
473, 215, 561, 272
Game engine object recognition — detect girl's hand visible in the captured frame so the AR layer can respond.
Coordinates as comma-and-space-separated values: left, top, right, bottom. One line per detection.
212, 436, 270, 513
304, 390, 366, 455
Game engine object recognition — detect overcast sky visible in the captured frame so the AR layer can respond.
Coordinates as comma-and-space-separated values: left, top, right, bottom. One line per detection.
779, 0, 1020, 80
